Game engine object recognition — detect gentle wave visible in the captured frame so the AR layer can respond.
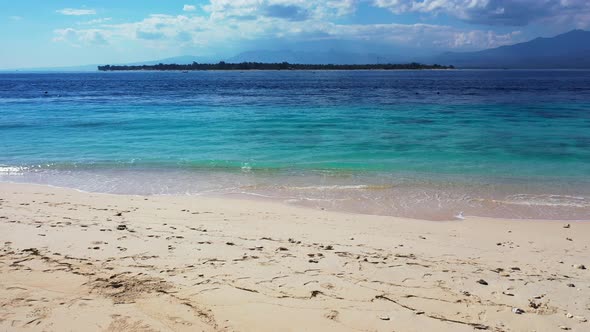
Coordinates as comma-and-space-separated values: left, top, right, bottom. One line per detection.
285, 184, 394, 190
498, 194, 590, 208
470, 197, 590, 208
241, 184, 395, 191
0, 165, 28, 175
1, 168, 589, 220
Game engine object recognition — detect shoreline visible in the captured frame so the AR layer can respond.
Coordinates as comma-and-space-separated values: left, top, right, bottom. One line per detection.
1, 176, 589, 222
3, 181, 588, 222
7, 181, 590, 221
1, 182, 588, 331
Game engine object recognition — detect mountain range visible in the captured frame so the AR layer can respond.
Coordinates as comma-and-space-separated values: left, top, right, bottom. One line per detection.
5, 29, 590, 71
433, 29, 590, 69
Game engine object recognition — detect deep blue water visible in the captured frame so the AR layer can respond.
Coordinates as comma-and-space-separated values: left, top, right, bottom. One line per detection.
1, 70, 589, 220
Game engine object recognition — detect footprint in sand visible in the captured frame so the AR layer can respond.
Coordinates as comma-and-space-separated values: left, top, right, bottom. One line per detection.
324, 310, 339, 321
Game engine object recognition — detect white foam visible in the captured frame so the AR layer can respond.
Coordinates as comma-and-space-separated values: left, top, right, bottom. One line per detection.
0, 166, 27, 175
500, 194, 590, 208
282, 184, 393, 191
241, 163, 252, 172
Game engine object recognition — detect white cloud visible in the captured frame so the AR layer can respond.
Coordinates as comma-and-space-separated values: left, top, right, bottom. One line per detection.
203, 0, 358, 20
183, 5, 197, 12
56, 8, 97, 16
79, 18, 112, 25
446, 30, 522, 49
54, 28, 108, 45
324, 0, 358, 17
373, 0, 590, 27
321, 22, 520, 49
53, 11, 520, 52
52, 0, 536, 55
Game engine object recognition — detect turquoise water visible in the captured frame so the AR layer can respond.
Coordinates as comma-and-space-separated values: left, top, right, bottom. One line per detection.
1, 71, 590, 220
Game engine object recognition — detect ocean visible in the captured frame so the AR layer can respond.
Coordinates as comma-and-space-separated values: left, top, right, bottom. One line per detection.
1, 70, 589, 220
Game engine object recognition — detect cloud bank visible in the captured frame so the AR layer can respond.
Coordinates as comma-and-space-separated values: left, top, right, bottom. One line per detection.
56, 8, 97, 16
374, 0, 590, 27
51, 0, 588, 54
183, 5, 197, 12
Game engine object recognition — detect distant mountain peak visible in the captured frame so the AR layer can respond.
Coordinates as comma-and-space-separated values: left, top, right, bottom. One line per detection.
435, 29, 590, 69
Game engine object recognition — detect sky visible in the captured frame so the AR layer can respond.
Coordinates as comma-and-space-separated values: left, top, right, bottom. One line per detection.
1, 0, 589, 69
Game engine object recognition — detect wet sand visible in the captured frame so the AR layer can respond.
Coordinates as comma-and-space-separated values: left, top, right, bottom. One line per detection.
0, 183, 588, 331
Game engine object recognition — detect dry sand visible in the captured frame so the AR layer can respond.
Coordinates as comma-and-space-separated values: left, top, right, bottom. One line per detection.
0, 182, 589, 331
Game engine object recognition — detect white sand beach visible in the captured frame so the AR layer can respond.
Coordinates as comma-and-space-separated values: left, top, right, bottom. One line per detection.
1, 183, 589, 331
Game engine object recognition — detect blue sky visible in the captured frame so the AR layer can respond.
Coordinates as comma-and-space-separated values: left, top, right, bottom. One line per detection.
1, 0, 589, 69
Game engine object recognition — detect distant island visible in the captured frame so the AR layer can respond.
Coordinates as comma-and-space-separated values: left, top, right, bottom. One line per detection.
97, 61, 454, 71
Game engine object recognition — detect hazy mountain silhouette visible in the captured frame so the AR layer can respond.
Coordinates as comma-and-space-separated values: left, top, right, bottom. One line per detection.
168, 32, 590, 68
434, 30, 590, 69
6, 30, 590, 71
225, 49, 404, 64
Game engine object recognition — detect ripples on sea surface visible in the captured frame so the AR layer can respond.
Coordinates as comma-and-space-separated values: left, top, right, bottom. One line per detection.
1, 70, 589, 220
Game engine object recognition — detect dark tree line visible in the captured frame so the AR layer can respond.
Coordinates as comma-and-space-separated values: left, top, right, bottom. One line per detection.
98, 61, 454, 71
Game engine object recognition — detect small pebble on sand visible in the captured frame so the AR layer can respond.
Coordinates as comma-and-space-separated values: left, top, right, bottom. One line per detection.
512, 308, 524, 314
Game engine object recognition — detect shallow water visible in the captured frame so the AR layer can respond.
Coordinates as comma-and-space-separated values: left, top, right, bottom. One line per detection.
1, 70, 589, 220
